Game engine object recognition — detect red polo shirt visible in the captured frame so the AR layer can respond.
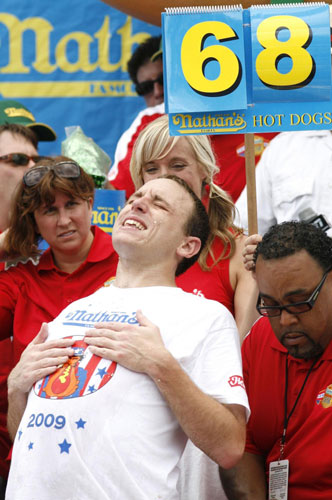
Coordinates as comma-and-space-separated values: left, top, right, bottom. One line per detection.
242, 317, 332, 499
0, 226, 118, 364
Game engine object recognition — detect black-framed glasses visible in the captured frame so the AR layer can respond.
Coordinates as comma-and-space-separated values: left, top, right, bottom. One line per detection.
0, 153, 46, 167
135, 74, 163, 96
23, 161, 81, 187
256, 266, 332, 317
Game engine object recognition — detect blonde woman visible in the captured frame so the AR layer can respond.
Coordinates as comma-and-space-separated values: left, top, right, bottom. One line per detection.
130, 115, 258, 340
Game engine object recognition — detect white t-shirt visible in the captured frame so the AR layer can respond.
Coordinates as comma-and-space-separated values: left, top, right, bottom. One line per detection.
6, 285, 248, 500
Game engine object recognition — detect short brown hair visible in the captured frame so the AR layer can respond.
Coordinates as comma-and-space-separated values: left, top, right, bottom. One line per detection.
0, 123, 38, 149
163, 175, 210, 276
5, 156, 95, 258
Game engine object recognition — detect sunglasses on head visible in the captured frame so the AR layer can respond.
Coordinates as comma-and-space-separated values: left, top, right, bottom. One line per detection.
0, 153, 47, 167
135, 74, 163, 96
23, 161, 81, 187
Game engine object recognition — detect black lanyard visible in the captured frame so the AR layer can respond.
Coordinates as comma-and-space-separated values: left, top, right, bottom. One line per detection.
280, 354, 319, 460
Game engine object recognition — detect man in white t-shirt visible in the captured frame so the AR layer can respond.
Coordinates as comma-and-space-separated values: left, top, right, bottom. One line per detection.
6, 176, 249, 500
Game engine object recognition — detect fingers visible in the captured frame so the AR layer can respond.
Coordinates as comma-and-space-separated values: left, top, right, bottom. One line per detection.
242, 234, 262, 272
136, 309, 150, 326
245, 233, 262, 246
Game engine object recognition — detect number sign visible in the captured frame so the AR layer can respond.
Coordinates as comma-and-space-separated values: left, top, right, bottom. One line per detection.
162, 4, 332, 135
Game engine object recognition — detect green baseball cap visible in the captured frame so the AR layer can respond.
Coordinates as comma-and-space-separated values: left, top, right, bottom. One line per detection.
0, 100, 56, 141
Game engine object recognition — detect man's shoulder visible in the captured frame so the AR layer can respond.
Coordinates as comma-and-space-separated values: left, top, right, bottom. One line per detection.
176, 288, 238, 331
115, 102, 165, 151
265, 129, 331, 151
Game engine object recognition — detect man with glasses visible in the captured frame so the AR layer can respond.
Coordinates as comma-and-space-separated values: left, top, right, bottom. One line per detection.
0, 99, 55, 499
108, 36, 165, 194
127, 35, 163, 108
0, 100, 56, 232
220, 221, 332, 499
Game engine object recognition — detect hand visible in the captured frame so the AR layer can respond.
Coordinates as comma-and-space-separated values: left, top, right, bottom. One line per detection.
242, 234, 262, 272
8, 323, 75, 395
84, 309, 169, 374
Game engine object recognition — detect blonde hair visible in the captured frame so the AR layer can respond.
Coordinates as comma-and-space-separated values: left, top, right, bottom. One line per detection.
130, 115, 241, 270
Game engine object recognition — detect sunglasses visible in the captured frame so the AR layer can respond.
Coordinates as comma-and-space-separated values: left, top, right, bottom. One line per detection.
23, 161, 81, 187
135, 74, 163, 96
0, 153, 47, 167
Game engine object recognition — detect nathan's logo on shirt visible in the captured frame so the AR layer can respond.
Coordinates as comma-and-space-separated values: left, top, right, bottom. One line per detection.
63, 309, 138, 328
228, 375, 245, 390
34, 337, 117, 400
316, 384, 332, 408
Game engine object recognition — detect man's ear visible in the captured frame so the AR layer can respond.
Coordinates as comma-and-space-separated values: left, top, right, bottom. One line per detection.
176, 236, 201, 260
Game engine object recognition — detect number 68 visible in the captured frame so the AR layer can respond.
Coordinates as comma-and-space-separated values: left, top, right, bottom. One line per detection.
180, 15, 315, 95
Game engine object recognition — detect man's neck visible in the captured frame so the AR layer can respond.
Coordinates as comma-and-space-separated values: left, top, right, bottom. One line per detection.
114, 258, 177, 289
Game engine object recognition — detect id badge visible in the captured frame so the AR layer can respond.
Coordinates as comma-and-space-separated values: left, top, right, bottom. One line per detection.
269, 459, 289, 500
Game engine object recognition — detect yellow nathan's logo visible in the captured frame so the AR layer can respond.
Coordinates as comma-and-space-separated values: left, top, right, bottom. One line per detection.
0, 13, 150, 98
172, 112, 247, 134
4, 106, 35, 121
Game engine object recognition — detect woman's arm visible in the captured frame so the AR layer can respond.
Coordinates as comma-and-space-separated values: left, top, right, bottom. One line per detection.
229, 235, 259, 341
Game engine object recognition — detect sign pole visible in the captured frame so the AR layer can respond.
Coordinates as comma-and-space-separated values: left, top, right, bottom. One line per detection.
244, 133, 258, 235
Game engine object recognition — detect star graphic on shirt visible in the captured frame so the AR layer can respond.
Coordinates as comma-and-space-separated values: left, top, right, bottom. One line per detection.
88, 384, 96, 393
18, 430, 23, 441
75, 418, 86, 429
97, 367, 107, 378
28, 442, 34, 450
58, 439, 71, 454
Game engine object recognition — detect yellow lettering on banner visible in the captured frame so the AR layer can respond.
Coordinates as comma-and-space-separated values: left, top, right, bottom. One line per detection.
115, 17, 151, 72
253, 114, 284, 127
97, 211, 109, 224
290, 114, 300, 125
323, 112, 332, 125
0, 13, 151, 76
91, 208, 120, 233
172, 112, 246, 133
56, 32, 98, 73
0, 13, 56, 74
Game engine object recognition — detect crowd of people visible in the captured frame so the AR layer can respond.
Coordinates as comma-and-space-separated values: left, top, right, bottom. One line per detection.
0, 0, 332, 497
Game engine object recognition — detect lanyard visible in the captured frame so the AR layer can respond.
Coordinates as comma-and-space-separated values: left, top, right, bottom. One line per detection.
280, 354, 319, 460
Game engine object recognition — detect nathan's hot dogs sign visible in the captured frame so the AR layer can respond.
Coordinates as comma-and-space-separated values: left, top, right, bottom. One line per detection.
162, 4, 332, 135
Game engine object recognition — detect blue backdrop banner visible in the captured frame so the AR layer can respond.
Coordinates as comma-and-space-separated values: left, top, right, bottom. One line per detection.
0, 1, 160, 160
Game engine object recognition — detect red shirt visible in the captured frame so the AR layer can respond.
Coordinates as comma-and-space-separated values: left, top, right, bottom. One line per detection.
176, 236, 234, 315
0, 226, 118, 364
243, 317, 332, 499
109, 105, 277, 202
